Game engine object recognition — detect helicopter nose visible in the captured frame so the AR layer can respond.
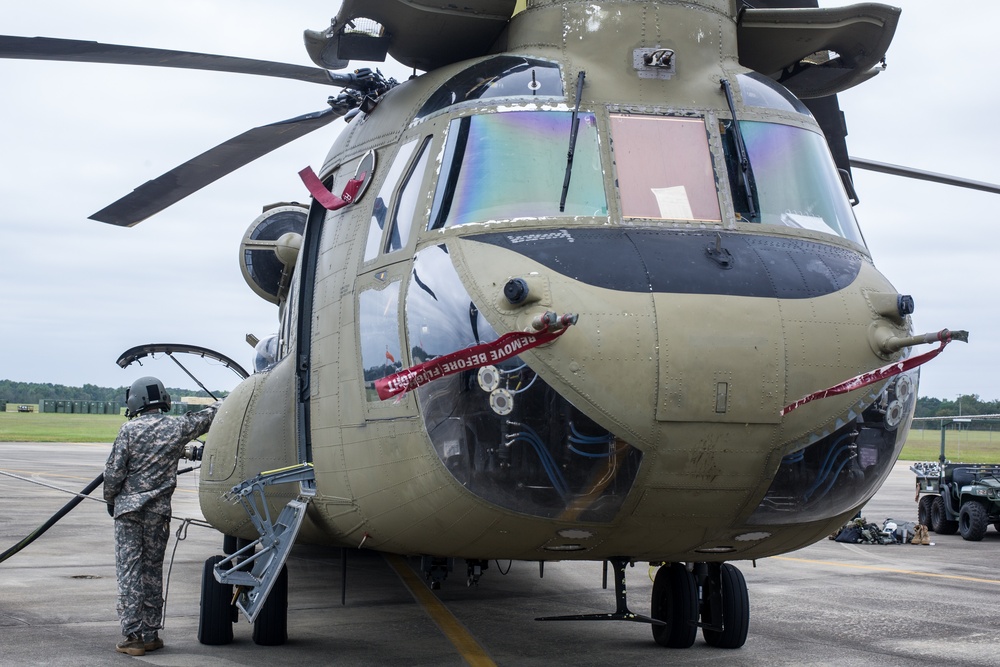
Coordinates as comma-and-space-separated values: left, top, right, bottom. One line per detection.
449, 227, 869, 446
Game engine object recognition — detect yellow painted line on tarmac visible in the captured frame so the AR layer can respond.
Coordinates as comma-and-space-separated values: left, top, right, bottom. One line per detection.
774, 555, 1000, 585
385, 553, 497, 667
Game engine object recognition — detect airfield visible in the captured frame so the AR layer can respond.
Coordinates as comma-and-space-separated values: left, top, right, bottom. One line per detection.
1, 441, 999, 666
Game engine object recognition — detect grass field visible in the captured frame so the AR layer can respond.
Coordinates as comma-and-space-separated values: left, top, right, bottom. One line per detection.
901, 425, 1000, 463
0, 409, 124, 443
2, 408, 999, 462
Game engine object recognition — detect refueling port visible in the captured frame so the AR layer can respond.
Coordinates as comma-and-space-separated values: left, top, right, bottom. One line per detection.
504, 278, 529, 305
498, 273, 549, 310
866, 291, 915, 322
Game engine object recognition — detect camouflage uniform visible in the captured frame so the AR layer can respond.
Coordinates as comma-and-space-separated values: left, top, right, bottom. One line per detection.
104, 404, 218, 640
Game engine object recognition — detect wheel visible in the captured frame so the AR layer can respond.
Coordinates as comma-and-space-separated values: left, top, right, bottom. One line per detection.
917, 495, 935, 529
650, 563, 698, 648
252, 564, 288, 646
959, 501, 989, 541
701, 563, 749, 649
198, 555, 234, 645
994, 522, 1000, 533
931, 496, 958, 535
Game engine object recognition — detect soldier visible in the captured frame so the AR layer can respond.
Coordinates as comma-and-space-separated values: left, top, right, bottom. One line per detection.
104, 376, 220, 656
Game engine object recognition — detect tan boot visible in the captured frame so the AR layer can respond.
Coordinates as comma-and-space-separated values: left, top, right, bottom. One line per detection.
144, 632, 164, 652
921, 525, 931, 545
116, 633, 146, 656
910, 526, 921, 545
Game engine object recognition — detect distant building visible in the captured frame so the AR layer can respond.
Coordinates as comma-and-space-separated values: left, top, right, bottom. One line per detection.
181, 396, 217, 406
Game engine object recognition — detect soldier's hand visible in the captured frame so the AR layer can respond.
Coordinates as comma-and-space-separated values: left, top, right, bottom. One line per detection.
107, 503, 114, 518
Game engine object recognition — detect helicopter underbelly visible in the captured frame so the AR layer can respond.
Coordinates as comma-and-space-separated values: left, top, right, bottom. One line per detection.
307, 227, 914, 562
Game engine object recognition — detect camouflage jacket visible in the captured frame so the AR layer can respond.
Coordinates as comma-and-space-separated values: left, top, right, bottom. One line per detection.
104, 404, 219, 517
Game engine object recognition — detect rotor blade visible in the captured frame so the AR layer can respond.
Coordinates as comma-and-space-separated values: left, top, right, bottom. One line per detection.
0, 35, 340, 87
850, 157, 1000, 195
90, 107, 341, 226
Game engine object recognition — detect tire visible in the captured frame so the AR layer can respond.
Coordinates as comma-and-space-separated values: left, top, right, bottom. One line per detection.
252, 564, 288, 646
650, 563, 698, 648
917, 495, 935, 529
959, 501, 989, 541
931, 496, 958, 535
198, 555, 234, 645
994, 522, 1000, 534
701, 563, 749, 649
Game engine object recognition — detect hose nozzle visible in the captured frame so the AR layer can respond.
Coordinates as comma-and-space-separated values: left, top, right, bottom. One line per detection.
874, 327, 969, 355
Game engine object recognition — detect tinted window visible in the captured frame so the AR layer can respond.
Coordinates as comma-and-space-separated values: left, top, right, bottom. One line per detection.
364, 139, 419, 262
416, 56, 562, 119
386, 136, 432, 253
359, 280, 402, 402
738, 72, 811, 115
429, 111, 607, 229
728, 121, 863, 244
610, 115, 721, 221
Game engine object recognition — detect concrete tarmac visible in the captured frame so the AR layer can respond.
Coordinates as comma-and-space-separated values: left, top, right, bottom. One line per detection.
1, 441, 999, 666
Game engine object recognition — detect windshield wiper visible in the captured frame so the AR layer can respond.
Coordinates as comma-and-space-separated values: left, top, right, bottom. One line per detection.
559, 70, 586, 212
720, 78, 757, 221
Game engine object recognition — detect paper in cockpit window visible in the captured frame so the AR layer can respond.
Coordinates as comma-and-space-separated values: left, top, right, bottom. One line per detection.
651, 185, 694, 220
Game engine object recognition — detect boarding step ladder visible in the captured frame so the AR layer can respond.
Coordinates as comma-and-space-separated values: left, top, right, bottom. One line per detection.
213, 462, 315, 622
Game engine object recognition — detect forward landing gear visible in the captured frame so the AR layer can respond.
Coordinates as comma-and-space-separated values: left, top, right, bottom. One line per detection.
198, 541, 289, 646
698, 563, 749, 649
650, 562, 697, 647
650, 561, 749, 649
197, 464, 315, 647
198, 554, 235, 645
538, 558, 749, 649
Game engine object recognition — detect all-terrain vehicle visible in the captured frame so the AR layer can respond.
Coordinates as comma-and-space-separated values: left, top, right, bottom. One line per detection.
912, 460, 1000, 541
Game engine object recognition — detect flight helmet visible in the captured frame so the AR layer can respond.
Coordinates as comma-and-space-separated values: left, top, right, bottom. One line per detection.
125, 376, 171, 417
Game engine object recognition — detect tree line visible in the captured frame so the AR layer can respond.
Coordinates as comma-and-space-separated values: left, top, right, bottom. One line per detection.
914, 394, 1000, 419
0, 379, 224, 406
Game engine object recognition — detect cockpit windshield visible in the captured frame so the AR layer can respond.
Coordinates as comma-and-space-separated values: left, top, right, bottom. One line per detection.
724, 121, 864, 245
428, 111, 607, 229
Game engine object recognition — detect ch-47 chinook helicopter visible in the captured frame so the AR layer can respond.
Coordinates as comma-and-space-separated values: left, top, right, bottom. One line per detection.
5, 0, 993, 652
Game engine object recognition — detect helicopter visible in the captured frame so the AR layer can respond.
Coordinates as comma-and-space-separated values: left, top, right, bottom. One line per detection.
1, 0, 992, 653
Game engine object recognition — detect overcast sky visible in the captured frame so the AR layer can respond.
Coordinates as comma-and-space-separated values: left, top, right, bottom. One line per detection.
1, 1, 997, 401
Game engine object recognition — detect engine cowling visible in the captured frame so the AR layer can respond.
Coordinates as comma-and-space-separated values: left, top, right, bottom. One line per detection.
239, 204, 307, 304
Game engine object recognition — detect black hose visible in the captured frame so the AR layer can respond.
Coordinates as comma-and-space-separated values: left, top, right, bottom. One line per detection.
0, 465, 199, 564
0, 472, 105, 564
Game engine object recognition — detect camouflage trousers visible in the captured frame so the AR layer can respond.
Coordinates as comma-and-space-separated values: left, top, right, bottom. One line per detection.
114, 509, 170, 638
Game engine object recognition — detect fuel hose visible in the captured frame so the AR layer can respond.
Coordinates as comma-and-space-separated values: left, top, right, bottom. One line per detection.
0, 472, 105, 564
0, 464, 199, 564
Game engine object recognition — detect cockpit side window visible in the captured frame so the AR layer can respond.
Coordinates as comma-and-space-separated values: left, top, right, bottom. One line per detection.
609, 115, 722, 222
385, 136, 432, 254
359, 279, 402, 403
364, 139, 420, 262
428, 111, 607, 229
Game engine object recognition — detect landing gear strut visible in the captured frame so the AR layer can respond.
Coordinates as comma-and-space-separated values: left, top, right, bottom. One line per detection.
649, 561, 749, 649
650, 562, 697, 647
696, 562, 749, 649
533, 557, 748, 648
537, 557, 665, 625
198, 464, 315, 646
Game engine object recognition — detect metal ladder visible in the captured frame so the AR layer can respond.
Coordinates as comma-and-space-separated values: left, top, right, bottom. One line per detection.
213, 463, 315, 622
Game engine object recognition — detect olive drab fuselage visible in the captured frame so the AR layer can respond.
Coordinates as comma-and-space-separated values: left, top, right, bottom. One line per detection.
200, 0, 917, 563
